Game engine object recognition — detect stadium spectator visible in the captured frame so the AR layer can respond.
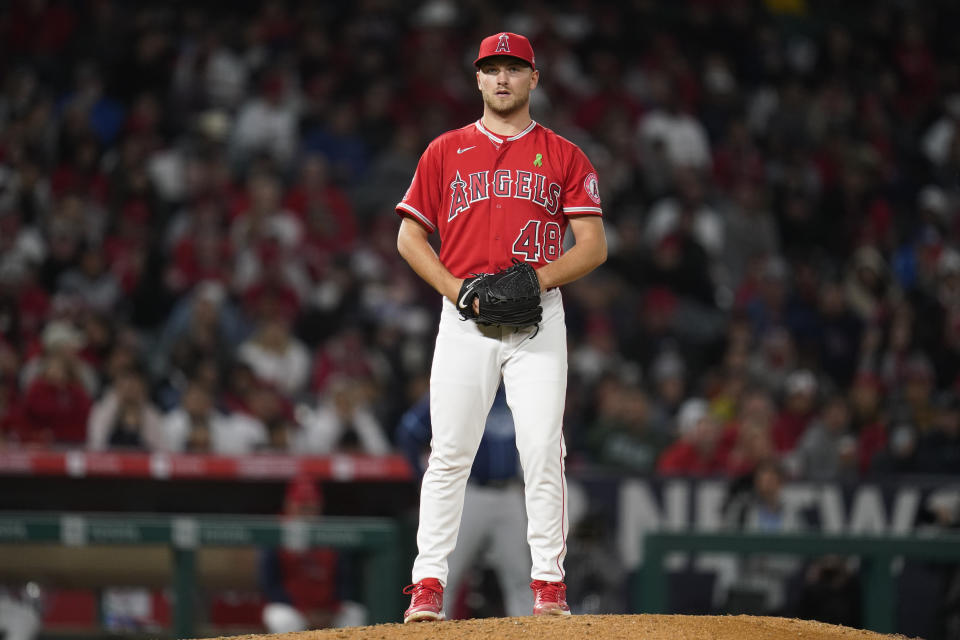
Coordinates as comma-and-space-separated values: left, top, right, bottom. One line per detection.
921, 94, 960, 170
843, 245, 899, 324
657, 398, 729, 476
56, 243, 121, 314
724, 388, 778, 477
230, 70, 299, 174
718, 177, 779, 294
643, 169, 723, 304
645, 349, 689, 433
244, 382, 301, 453
237, 310, 310, 399
636, 75, 712, 174
586, 378, 670, 473
771, 369, 819, 453
151, 280, 245, 408
20, 322, 93, 445
295, 376, 390, 456
0, 209, 45, 274
747, 326, 799, 396
891, 355, 938, 435
285, 154, 357, 271
162, 380, 267, 454
86, 366, 163, 451
790, 394, 858, 482
870, 423, 922, 475
848, 371, 889, 475
164, 198, 233, 297
0, 260, 50, 345
814, 279, 863, 389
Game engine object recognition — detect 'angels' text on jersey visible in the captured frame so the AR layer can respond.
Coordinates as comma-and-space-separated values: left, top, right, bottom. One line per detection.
448, 169, 562, 220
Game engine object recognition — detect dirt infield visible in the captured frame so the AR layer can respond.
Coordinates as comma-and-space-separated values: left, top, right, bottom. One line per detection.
196, 614, 918, 640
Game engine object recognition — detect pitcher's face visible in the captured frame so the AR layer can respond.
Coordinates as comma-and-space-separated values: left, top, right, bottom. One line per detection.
477, 57, 538, 117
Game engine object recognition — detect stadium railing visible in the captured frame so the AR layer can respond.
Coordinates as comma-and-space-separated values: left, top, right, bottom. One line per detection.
636, 530, 960, 633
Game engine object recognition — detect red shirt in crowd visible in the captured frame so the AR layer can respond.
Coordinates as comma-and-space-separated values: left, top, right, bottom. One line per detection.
22, 376, 92, 445
857, 420, 888, 475
657, 439, 730, 476
771, 409, 815, 453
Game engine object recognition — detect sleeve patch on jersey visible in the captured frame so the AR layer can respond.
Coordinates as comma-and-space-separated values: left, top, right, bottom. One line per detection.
583, 172, 601, 205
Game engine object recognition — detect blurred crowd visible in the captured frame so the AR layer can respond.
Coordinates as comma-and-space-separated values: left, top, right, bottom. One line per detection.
1, 0, 960, 483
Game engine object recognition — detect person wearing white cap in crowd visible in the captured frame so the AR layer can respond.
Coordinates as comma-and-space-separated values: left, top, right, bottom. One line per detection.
771, 369, 818, 453
656, 398, 728, 476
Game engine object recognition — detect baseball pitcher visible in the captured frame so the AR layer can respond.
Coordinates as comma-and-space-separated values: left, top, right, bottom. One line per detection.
396, 31, 607, 622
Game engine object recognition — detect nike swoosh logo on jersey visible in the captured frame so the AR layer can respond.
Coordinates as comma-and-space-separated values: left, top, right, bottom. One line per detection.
457, 146, 476, 154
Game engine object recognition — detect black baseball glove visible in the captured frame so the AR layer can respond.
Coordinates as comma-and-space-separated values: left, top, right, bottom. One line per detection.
457, 260, 542, 327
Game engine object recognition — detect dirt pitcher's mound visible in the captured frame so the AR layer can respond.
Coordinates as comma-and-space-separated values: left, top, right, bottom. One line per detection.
196, 614, 919, 640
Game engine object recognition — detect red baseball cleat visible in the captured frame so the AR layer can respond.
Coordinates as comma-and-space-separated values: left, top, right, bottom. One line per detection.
403, 578, 444, 623
531, 580, 571, 616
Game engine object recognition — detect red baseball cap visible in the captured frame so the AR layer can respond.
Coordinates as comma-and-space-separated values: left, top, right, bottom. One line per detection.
474, 32, 536, 70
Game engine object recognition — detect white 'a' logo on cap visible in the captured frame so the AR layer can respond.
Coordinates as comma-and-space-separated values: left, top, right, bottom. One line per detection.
496, 33, 510, 53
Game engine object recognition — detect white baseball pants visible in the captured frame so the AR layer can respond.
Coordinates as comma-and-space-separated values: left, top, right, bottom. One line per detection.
412, 288, 569, 586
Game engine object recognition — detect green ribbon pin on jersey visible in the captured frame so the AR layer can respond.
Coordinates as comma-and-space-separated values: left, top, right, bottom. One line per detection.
534, 153, 543, 167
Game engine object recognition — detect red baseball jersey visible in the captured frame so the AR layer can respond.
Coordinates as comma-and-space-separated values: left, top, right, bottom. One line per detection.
396, 120, 602, 278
